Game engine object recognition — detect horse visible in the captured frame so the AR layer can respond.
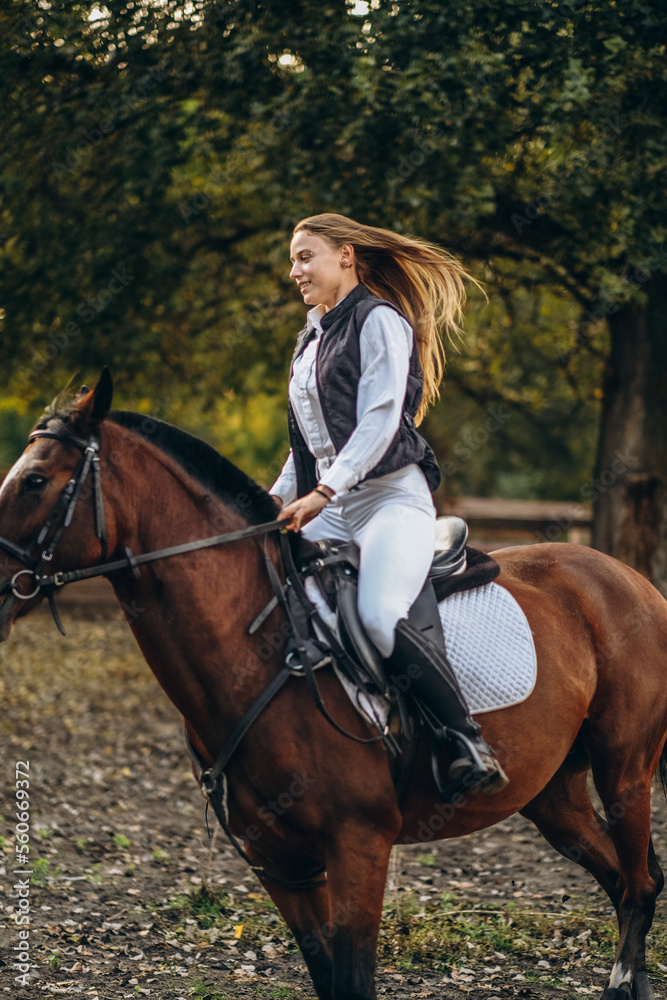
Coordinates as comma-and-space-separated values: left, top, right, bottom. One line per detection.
0, 368, 665, 1000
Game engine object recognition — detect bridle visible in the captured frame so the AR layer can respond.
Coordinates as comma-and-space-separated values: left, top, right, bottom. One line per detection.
0, 420, 282, 634
0, 416, 393, 890
0, 421, 109, 632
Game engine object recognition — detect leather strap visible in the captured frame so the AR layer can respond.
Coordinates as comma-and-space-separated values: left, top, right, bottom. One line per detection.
185, 677, 328, 891
273, 532, 391, 749
35, 519, 285, 588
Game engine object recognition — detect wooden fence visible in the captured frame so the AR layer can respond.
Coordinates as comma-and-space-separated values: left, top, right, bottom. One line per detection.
0, 473, 592, 606
438, 495, 592, 549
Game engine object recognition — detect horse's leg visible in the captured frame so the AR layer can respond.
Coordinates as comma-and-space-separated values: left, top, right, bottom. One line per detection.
589, 742, 664, 1000
520, 758, 622, 910
258, 878, 335, 1000
324, 831, 395, 1000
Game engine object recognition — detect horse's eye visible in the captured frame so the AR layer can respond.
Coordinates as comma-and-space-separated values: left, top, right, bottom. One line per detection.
22, 473, 47, 493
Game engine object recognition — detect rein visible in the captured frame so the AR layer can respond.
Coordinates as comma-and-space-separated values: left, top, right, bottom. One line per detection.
0, 424, 284, 611
0, 420, 389, 890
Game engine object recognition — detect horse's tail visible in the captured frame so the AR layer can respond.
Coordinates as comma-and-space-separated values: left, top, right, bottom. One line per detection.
659, 740, 667, 802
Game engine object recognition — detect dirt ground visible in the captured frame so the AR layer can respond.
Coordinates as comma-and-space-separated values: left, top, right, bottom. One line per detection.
1, 604, 666, 999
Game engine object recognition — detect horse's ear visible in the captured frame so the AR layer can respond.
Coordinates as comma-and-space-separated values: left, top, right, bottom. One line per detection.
70, 367, 114, 431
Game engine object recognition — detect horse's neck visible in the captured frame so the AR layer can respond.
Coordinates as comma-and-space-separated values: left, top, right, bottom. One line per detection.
102, 424, 282, 745
105, 424, 245, 552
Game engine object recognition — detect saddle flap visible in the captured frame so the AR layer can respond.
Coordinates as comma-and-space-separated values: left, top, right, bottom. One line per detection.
335, 575, 387, 694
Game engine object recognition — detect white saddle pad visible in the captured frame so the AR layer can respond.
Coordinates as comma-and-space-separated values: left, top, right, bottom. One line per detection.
437, 581, 537, 714
304, 578, 537, 727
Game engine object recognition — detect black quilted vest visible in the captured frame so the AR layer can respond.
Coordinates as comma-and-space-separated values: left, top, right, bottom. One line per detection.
287, 282, 441, 498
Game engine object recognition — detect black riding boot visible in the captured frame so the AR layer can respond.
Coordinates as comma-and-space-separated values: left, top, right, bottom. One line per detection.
388, 618, 509, 796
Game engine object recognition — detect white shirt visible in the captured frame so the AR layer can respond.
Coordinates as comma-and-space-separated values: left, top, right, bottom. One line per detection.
270, 291, 414, 505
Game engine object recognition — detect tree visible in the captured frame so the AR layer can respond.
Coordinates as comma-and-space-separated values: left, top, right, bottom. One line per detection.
1, 1, 665, 591
244, 0, 667, 589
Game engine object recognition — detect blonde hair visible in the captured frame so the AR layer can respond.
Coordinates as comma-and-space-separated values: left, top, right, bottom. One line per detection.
293, 213, 483, 424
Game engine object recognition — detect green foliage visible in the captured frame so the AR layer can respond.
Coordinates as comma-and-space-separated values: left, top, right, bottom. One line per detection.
1, 1, 665, 496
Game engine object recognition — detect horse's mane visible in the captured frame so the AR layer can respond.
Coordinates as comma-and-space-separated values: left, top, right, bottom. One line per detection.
36, 396, 279, 526
107, 410, 279, 526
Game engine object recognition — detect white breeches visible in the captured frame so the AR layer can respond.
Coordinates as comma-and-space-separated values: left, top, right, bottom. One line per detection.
301, 464, 436, 658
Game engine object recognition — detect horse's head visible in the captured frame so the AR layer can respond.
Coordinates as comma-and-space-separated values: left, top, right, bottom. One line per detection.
0, 368, 114, 640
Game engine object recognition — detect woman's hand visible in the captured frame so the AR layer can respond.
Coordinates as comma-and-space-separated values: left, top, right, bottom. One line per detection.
277, 489, 331, 531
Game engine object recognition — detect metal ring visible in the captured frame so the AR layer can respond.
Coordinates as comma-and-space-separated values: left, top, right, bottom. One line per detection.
11, 569, 42, 601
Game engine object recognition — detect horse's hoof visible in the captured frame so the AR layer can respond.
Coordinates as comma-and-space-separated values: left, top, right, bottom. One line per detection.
633, 971, 656, 1000
601, 985, 633, 1000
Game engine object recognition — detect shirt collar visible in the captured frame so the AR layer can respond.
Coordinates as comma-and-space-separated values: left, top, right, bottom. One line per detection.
306, 290, 351, 333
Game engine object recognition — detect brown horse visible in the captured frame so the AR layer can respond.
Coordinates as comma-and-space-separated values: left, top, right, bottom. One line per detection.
0, 370, 665, 1000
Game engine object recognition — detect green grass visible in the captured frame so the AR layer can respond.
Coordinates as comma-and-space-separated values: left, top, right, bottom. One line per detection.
416, 852, 437, 867
30, 857, 61, 887
149, 883, 667, 986
184, 975, 306, 1000
377, 890, 623, 974
184, 979, 307, 1000
159, 884, 285, 942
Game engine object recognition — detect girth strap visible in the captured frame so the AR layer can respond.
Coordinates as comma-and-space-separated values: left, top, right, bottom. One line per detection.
185, 664, 327, 891
267, 532, 393, 750
200, 665, 294, 792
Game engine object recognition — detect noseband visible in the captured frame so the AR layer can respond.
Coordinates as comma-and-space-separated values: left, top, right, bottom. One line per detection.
0, 420, 283, 634
0, 418, 388, 891
0, 423, 108, 632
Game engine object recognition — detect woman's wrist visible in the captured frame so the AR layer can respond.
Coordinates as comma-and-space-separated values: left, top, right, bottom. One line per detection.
314, 483, 335, 502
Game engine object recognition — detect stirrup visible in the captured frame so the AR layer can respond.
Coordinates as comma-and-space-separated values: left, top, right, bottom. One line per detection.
447, 731, 509, 796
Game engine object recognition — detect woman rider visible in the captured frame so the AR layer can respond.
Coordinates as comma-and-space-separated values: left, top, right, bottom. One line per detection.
269, 213, 508, 796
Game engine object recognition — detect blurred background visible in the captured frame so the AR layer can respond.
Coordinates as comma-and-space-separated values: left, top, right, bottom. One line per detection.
1, 0, 665, 590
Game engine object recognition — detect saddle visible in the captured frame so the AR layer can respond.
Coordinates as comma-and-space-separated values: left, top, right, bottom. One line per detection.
282, 516, 500, 704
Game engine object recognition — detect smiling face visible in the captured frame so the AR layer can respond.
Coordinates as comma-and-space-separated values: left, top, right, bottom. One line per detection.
289, 229, 358, 311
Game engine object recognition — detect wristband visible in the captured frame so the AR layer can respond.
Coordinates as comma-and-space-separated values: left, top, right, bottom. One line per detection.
314, 485, 333, 502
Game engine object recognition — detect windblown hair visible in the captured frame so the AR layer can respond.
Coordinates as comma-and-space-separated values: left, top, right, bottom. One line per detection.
293, 213, 483, 424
